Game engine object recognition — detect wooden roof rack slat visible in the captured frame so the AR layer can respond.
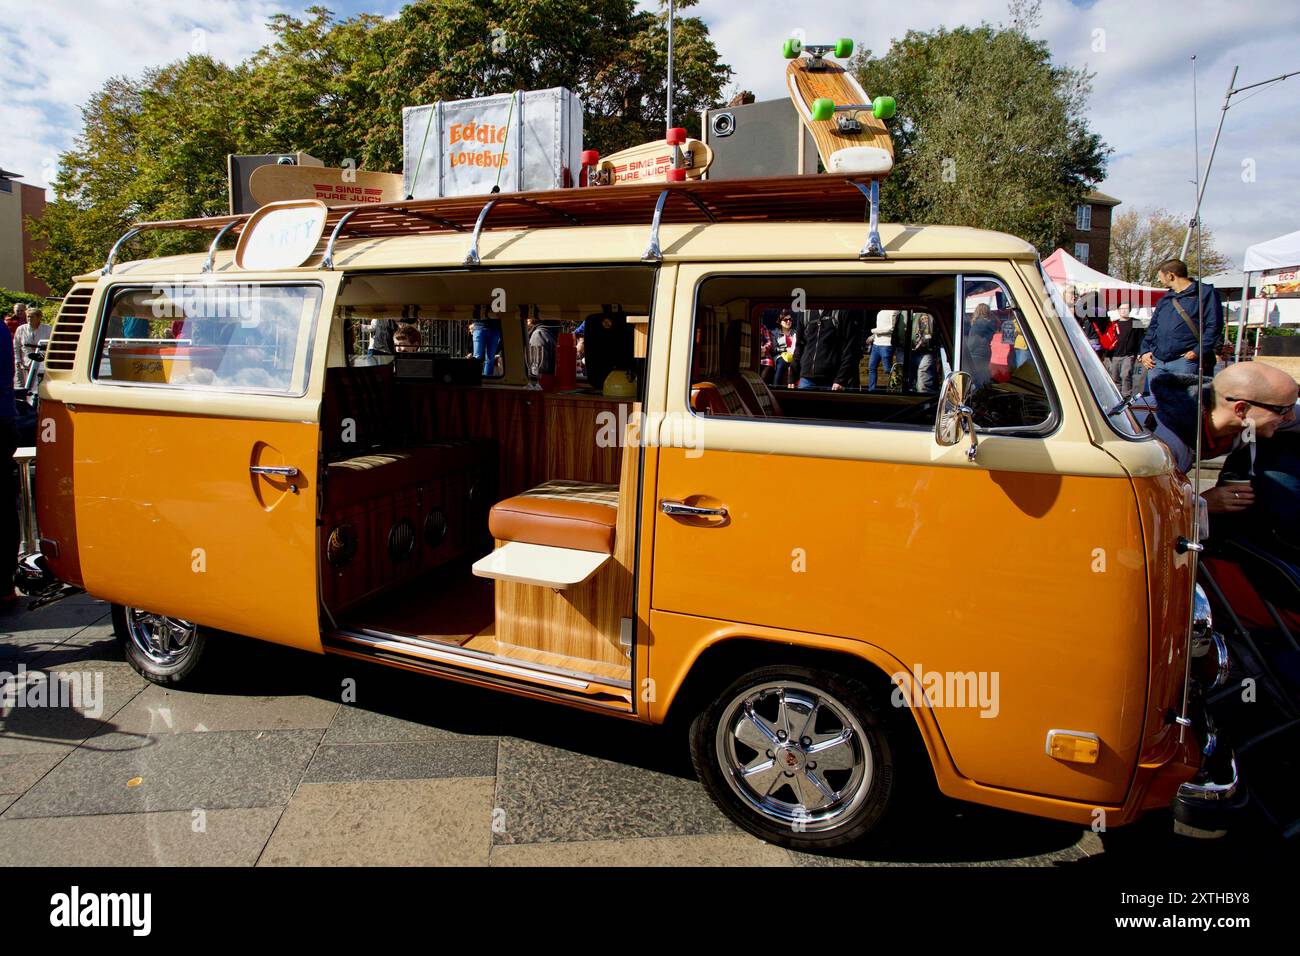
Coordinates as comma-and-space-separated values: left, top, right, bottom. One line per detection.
101, 173, 880, 274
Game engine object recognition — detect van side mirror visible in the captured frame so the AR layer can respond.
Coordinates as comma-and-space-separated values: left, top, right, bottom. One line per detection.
935, 370, 979, 462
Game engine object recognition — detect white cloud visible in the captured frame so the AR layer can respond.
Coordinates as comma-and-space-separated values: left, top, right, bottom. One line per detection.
0, 0, 287, 188
689, 0, 1300, 265
2, 0, 1296, 266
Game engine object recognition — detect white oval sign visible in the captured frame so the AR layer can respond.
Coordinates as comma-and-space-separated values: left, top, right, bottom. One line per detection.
235, 200, 328, 271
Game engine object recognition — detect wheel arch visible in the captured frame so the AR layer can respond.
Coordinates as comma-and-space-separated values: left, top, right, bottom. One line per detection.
656, 630, 953, 785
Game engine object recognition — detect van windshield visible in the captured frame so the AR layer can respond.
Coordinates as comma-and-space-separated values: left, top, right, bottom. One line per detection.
1037, 263, 1144, 439
94, 283, 322, 396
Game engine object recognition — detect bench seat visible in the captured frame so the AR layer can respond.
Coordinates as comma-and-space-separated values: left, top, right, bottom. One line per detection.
487, 480, 619, 555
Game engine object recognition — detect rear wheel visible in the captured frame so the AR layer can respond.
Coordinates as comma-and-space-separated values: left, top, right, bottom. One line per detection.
811, 97, 836, 122
113, 604, 209, 686
690, 665, 904, 852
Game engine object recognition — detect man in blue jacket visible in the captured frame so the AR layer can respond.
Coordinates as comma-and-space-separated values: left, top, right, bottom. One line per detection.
1138, 257, 1223, 386
0, 317, 17, 607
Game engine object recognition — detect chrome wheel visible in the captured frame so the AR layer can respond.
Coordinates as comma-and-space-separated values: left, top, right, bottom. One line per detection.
124, 608, 198, 667
715, 681, 872, 832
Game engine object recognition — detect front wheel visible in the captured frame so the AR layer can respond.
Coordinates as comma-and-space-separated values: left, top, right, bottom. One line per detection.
113, 605, 209, 686
690, 665, 904, 852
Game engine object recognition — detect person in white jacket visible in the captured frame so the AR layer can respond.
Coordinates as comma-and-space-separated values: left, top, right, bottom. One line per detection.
867, 310, 896, 391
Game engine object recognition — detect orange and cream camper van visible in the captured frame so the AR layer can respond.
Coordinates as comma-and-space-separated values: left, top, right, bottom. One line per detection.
23, 175, 1235, 850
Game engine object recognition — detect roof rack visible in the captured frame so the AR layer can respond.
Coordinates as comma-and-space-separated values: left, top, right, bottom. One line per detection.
101, 173, 885, 275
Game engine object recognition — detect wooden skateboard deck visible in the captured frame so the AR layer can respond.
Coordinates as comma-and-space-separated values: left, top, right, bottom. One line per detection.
786, 58, 893, 175
249, 164, 404, 207
593, 138, 713, 186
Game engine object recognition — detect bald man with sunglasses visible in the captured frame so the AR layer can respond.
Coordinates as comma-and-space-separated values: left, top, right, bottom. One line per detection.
1150, 362, 1299, 514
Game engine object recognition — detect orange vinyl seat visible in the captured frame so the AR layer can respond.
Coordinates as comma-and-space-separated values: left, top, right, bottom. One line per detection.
488, 479, 619, 555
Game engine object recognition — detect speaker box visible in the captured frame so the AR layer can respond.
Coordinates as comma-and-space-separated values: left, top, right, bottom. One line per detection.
227, 152, 323, 214
701, 99, 819, 179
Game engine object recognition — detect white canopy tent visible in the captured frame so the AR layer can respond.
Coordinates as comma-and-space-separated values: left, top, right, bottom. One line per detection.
1234, 229, 1300, 359
1243, 229, 1300, 274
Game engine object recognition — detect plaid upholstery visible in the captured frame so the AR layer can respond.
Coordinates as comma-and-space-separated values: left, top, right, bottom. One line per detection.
323, 366, 403, 461
692, 380, 750, 417
736, 370, 783, 417
517, 479, 618, 509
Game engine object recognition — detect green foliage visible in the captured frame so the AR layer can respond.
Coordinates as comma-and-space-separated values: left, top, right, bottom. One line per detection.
1261, 327, 1298, 337
31, 0, 730, 293
0, 288, 47, 315
851, 4, 1108, 254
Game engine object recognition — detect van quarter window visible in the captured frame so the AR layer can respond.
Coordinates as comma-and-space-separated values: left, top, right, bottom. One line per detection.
689, 273, 1052, 432
93, 283, 323, 396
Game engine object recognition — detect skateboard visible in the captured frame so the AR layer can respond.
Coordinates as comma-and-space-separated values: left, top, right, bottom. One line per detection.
582, 128, 714, 186
784, 37, 895, 176
248, 164, 404, 207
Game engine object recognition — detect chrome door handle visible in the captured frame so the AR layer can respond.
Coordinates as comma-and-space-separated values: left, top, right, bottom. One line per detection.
661, 499, 728, 518
250, 465, 299, 477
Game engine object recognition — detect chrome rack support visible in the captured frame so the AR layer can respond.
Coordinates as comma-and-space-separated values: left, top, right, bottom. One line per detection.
323, 208, 361, 270
463, 196, 580, 267
101, 227, 142, 276
851, 180, 885, 259
464, 199, 499, 267
642, 188, 716, 263
642, 191, 670, 263
201, 220, 240, 275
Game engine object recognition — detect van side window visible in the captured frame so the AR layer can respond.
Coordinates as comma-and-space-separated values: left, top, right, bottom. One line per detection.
93, 283, 323, 395
691, 274, 950, 429
959, 277, 1052, 431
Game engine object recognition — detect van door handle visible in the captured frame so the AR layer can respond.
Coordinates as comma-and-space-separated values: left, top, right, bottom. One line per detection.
250, 465, 299, 477
661, 499, 728, 518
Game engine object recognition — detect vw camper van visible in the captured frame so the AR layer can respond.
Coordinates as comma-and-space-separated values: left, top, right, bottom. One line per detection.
24, 175, 1233, 850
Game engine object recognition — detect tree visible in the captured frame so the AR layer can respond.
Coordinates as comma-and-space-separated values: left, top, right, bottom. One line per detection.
1109, 207, 1231, 284
851, 0, 1108, 254
30, 0, 730, 293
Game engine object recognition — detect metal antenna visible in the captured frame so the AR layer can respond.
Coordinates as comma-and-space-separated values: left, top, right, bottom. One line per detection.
666, 0, 675, 133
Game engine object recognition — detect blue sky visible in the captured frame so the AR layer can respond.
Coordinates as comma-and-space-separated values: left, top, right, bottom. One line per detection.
1, 0, 1297, 266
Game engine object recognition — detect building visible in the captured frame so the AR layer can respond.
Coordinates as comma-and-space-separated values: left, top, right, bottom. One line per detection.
0, 168, 50, 297
1066, 190, 1120, 276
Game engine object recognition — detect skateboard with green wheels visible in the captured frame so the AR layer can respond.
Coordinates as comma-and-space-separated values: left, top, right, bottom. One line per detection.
784, 36, 894, 175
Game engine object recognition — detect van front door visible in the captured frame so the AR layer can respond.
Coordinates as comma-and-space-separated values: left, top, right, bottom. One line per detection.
40, 274, 340, 653
649, 262, 1150, 806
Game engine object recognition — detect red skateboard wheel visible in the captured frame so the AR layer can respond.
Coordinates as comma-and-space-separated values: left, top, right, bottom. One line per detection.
666, 127, 687, 145
580, 149, 600, 166
667, 168, 687, 182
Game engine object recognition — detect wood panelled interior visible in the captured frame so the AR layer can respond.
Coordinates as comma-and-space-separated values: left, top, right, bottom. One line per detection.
326, 379, 638, 681
399, 382, 629, 498
320, 463, 488, 615
490, 404, 640, 673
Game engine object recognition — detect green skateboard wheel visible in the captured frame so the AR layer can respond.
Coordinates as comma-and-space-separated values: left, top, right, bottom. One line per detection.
835, 38, 854, 58
811, 98, 835, 122
783, 38, 802, 58
872, 96, 896, 120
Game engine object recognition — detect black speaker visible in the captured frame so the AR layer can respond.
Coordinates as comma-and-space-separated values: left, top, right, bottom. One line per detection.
582, 309, 633, 391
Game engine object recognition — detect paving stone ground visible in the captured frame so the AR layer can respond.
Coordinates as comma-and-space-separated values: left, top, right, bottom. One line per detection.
0, 594, 1284, 866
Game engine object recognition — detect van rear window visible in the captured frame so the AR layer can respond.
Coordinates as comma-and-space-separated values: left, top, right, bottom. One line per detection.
93, 283, 322, 396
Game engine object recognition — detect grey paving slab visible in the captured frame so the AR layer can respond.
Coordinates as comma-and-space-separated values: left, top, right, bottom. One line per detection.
303, 738, 497, 783
0, 807, 284, 866
0, 793, 17, 815
0, 660, 146, 755
493, 736, 735, 845
323, 699, 500, 744
111, 684, 339, 735
491, 832, 793, 867
0, 600, 113, 664
258, 778, 494, 866
786, 802, 1099, 867
0, 752, 64, 793
3, 728, 320, 819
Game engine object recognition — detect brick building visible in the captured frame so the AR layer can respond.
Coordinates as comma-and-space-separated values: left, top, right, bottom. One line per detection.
1067, 190, 1120, 275
0, 168, 50, 296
